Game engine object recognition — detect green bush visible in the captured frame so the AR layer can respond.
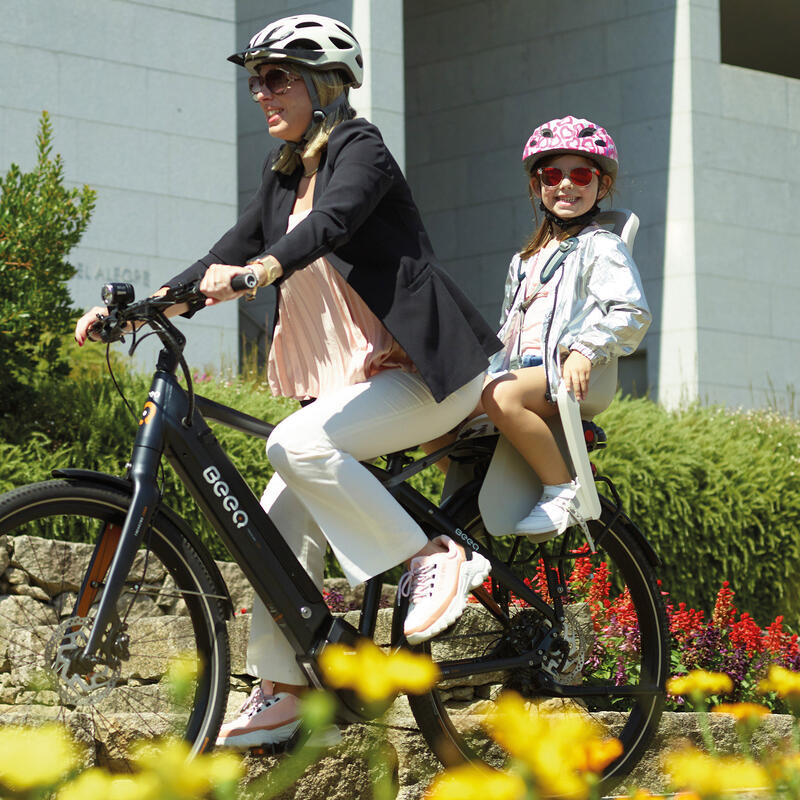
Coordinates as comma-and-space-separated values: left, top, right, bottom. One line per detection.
3, 363, 799, 623
592, 396, 800, 626
0, 354, 443, 566
0, 112, 96, 419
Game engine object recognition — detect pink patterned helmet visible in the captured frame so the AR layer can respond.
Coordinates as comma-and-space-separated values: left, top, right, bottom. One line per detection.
522, 116, 618, 178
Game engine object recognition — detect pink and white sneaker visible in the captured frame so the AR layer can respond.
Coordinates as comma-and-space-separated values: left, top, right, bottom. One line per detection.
400, 535, 491, 645
215, 680, 300, 749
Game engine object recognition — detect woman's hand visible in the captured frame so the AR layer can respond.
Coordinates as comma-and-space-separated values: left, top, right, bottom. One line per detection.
561, 350, 592, 401
199, 264, 256, 306
74, 306, 109, 346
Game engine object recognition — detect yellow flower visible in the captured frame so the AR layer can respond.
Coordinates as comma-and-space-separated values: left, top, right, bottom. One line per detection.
131, 737, 243, 798
107, 773, 161, 800
319, 640, 439, 702
204, 750, 245, 786
712, 702, 771, 722
58, 768, 112, 800
758, 664, 800, 698
666, 670, 733, 697
663, 745, 771, 796
483, 692, 618, 799
0, 724, 80, 790
426, 762, 527, 800
573, 737, 624, 773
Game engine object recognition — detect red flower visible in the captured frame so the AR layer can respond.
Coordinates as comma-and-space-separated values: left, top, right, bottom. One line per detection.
729, 612, 764, 656
711, 580, 737, 630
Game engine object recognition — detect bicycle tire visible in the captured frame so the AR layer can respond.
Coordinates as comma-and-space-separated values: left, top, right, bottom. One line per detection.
403, 488, 668, 785
0, 479, 231, 765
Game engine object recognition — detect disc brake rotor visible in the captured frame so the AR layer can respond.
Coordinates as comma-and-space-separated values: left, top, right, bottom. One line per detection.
44, 616, 121, 707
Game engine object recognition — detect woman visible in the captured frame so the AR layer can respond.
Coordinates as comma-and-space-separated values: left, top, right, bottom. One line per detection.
75, 14, 500, 749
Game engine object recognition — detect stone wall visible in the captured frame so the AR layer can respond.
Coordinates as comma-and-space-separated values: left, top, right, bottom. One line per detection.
1, 535, 794, 798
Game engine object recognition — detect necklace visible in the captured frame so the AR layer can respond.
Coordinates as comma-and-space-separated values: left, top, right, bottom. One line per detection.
303, 166, 319, 178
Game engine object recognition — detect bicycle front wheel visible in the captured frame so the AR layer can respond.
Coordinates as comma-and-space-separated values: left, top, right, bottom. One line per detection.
405, 490, 668, 785
0, 480, 230, 766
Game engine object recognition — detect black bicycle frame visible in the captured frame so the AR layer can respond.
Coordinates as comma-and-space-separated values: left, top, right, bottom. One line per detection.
76, 344, 561, 697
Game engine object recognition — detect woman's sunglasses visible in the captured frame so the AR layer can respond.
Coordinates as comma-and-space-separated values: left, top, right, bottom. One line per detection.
248, 68, 300, 101
536, 166, 601, 187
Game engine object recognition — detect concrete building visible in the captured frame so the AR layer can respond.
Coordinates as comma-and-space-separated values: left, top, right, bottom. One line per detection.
2, 0, 798, 409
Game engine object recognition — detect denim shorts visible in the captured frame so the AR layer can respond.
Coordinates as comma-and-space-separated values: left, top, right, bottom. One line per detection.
520, 353, 543, 368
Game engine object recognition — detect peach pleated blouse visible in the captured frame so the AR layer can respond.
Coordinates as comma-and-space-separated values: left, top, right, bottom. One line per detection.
267, 210, 414, 401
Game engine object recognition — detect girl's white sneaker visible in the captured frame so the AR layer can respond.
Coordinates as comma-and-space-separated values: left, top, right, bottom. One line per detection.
514, 481, 579, 538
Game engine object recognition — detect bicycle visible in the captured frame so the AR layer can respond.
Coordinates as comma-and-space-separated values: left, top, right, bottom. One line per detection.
0, 275, 668, 784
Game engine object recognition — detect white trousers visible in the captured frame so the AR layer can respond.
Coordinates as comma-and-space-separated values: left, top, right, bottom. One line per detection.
246, 369, 484, 683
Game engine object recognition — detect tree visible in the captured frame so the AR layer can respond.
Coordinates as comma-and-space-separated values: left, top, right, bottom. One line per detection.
0, 111, 96, 415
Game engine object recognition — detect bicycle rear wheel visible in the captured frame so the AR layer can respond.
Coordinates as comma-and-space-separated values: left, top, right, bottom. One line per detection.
0, 480, 230, 766
404, 489, 668, 785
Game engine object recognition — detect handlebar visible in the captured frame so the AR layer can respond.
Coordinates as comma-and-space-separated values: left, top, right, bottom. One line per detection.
90, 271, 256, 426
90, 270, 257, 344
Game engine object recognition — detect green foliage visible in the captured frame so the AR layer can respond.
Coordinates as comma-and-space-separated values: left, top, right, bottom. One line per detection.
4, 355, 798, 626
0, 111, 96, 416
592, 396, 800, 626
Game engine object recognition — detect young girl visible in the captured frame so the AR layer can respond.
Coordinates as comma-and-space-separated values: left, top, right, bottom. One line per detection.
481, 116, 651, 537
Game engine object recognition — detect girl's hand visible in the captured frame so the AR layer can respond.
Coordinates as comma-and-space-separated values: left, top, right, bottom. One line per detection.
561, 350, 592, 401
199, 264, 254, 306
74, 306, 109, 346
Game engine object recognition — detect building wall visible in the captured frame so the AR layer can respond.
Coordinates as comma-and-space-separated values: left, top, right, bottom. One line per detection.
404, 0, 679, 399
688, 0, 800, 410
0, 0, 239, 372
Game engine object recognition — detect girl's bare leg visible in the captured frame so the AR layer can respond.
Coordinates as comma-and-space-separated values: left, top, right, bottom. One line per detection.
481, 367, 571, 485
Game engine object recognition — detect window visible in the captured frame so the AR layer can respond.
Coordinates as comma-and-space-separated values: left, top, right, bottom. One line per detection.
720, 0, 800, 80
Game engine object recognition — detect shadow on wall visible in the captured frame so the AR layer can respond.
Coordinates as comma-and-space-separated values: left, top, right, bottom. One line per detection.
403, 0, 676, 402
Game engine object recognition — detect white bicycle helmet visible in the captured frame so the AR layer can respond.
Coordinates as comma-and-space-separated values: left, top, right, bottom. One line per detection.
228, 14, 363, 88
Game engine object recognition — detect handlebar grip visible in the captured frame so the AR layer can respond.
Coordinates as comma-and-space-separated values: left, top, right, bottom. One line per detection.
231, 271, 258, 292
87, 319, 104, 342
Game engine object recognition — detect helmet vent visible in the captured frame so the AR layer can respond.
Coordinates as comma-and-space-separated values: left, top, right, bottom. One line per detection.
288, 38, 323, 51
540, 129, 553, 137
594, 138, 606, 147
578, 126, 596, 137
356, 54, 364, 67
296, 21, 322, 28
330, 36, 354, 50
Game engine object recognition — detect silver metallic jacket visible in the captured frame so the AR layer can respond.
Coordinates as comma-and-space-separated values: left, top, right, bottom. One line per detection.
489, 226, 651, 396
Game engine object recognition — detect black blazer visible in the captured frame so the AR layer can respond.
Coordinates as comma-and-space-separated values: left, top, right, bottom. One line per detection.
166, 118, 500, 402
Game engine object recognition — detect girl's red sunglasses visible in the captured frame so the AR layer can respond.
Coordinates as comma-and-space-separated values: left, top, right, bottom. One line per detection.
536, 166, 601, 187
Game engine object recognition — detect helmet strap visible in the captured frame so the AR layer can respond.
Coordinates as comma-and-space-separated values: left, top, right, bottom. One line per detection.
538, 201, 600, 231
299, 74, 353, 140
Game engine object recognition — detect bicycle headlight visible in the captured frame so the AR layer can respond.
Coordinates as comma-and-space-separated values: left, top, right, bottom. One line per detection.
101, 282, 135, 307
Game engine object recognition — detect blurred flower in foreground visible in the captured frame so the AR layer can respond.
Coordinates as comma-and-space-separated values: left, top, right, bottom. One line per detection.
0, 724, 80, 791
667, 670, 733, 697
758, 664, 800, 699
320, 640, 440, 702
57, 768, 161, 800
663, 745, 770, 797
166, 651, 200, 707
711, 702, 770, 723
426, 762, 526, 800
131, 738, 243, 799
483, 692, 621, 799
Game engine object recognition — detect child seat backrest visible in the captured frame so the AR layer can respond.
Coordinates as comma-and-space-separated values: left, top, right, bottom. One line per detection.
595, 208, 639, 254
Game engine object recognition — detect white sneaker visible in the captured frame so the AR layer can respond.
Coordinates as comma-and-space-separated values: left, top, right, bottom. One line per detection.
515, 481, 580, 539
215, 681, 300, 749
399, 535, 491, 645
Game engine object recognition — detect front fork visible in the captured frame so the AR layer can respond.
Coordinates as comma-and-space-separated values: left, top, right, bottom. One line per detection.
71, 391, 166, 672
